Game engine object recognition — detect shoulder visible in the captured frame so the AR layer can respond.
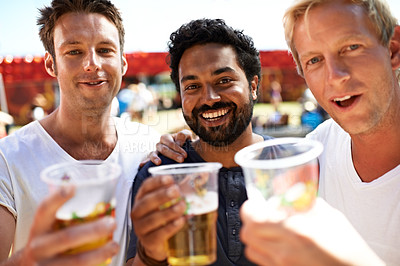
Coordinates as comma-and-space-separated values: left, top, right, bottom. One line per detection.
306, 119, 348, 144
260, 134, 273, 141
114, 117, 160, 139
0, 121, 42, 154
114, 117, 160, 153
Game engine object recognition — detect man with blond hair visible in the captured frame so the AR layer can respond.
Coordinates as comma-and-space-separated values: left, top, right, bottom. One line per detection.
240, 0, 400, 265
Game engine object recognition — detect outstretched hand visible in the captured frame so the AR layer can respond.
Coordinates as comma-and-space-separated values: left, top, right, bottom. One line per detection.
240, 198, 385, 266
3, 186, 118, 266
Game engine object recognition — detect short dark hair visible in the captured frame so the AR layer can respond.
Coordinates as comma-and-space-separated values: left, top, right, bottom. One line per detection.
37, 0, 125, 61
168, 18, 261, 93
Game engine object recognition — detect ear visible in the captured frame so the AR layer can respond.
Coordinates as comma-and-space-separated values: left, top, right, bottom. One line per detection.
390, 25, 400, 70
121, 53, 128, 76
44, 52, 56, 77
250, 75, 259, 101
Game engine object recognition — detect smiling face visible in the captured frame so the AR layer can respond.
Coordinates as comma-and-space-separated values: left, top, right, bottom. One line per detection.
293, 0, 400, 136
45, 12, 127, 116
179, 43, 258, 147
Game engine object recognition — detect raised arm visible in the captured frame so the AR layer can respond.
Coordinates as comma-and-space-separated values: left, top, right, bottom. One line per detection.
240, 198, 385, 266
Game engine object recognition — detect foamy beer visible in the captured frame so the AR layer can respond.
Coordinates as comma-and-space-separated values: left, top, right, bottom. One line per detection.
149, 162, 222, 266
235, 138, 323, 214
41, 160, 121, 256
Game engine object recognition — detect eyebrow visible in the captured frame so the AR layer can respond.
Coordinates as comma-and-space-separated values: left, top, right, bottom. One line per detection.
59, 40, 117, 47
299, 34, 367, 61
180, 66, 236, 84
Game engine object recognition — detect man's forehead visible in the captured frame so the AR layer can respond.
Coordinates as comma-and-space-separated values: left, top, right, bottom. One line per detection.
53, 12, 120, 45
54, 12, 118, 35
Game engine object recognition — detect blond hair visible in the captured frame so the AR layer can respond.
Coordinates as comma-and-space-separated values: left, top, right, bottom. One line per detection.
283, 0, 398, 76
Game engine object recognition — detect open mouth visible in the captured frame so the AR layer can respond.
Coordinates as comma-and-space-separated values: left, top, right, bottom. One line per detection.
333, 95, 358, 108
84, 80, 105, 86
201, 108, 230, 122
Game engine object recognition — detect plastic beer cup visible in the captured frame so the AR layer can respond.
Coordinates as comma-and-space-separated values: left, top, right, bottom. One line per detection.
41, 160, 121, 256
149, 162, 222, 266
235, 137, 323, 214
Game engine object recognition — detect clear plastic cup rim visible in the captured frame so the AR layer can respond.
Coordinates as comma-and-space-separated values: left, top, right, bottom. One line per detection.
149, 162, 222, 176
234, 137, 323, 169
40, 160, 121, 186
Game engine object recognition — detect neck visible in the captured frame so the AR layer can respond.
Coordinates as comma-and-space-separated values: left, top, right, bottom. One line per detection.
39, 107, 117, 160
351, 114, 400, 182
193, 125, 263, 168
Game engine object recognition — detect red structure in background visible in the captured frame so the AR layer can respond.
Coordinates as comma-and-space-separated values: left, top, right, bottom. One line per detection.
0, 50, 306, 125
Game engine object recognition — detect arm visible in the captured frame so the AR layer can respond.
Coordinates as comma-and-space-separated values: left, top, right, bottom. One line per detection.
0, 206, 15, 260
1, 187, 118, 266
240, 199, 385, 266
130, 175, 186, 263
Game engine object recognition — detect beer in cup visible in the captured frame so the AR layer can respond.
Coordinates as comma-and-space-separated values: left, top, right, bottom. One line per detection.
149, 162, 222, 266
41, 160, 121, 255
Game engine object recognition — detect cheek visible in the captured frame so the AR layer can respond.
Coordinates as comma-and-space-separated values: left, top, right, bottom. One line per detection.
181, 97, 196, 115
304, 75, 323, 96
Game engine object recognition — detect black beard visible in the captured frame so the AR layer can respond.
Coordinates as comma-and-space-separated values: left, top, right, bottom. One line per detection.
183, 95, 254, 147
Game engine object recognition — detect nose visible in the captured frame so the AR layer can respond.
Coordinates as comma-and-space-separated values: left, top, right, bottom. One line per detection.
83, 50, 100, 72
203, 84, 221, 103
325, 56, 350, 86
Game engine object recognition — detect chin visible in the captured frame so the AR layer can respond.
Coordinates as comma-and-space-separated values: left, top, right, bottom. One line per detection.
337, 119, 378, 136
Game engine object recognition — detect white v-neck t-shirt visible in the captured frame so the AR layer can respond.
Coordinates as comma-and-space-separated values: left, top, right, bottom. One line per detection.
307, 119, 400, 265
0, 117, 160, 266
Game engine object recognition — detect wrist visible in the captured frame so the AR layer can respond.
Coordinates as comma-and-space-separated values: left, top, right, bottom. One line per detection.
137, 240, 168, 266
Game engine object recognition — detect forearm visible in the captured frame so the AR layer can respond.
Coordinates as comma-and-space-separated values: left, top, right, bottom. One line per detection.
0, 250, 23, 266
0, 206, 16, 261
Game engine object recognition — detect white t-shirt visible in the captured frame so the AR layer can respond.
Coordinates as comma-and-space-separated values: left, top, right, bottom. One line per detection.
307, 119, 400, 266
0, 117, 160, 266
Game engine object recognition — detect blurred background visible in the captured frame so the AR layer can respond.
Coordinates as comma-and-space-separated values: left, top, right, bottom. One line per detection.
1, 0, 399, 138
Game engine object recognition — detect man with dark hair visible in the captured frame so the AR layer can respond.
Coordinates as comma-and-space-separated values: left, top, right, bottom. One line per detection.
126, 18, 269, 266
0, 0, 159, 265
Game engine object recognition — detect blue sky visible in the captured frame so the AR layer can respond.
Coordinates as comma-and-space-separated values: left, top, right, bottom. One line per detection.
1, 0, 400, 57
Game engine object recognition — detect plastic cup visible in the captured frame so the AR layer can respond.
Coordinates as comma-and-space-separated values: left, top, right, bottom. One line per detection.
41, 160, 121, 255
235, 137, 323, 214
148, 162, 222, 266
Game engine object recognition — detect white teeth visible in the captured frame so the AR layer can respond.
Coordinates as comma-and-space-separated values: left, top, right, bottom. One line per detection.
202, 108, 228, 119
334, 95, 351, 102
88, 81, 102, 85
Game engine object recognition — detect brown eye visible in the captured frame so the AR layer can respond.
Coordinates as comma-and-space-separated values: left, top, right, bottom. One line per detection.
68, 50, 80, 55
218, 78, 232, 84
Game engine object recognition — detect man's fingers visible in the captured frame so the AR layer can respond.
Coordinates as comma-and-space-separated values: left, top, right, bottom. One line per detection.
30, 186, 75, 237
133, 179, 181, 219
156, 143, 186, 163
148, 151, 162, 165
133, 200, 186, 237
174, 130, 193, 146
30, 216, 116, 259
134, 175, 175, 201
42, 241, 119, 266
140, 156, 151, 167
244, 245, 276, 266
140, 216, 186, 252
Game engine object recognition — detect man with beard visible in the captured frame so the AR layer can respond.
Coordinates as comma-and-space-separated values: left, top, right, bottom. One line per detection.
126, 19, 269, 266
